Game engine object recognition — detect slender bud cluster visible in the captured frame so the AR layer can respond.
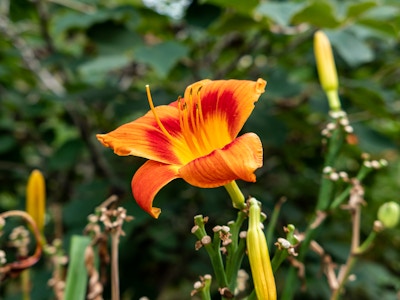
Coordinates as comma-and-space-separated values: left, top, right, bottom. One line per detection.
323, 166, 350, 182
321, 111, 354, 138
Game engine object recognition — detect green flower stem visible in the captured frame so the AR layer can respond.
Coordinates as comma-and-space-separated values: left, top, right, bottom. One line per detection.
330, 231, 377, 300
193, 216, 229, 290
199, 290, 211, 300
225, 211, 247, 288
21, 270, 31, 300
283, 119, 345, 300
271, 224, 297, 272
317, 126, 345, 211
300, 125, 344, 255
330, 164, 371, 210
356, 230, 378, 254
331, 210, 378, 300
226, 235, 246, 291
229, 211, 247, 250
248, 290, 257, 300
266, 197, 286, 252
326, 90, 341, 112
281, 267, 299, 300
199, 276, 212, 300
224, 181, 246, 210
271, 248, 287, 273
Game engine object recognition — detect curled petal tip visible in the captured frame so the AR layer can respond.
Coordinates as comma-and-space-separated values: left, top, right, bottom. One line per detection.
96, 134, 107, 146
150, 207, 161, 219
256, 78, 267, 93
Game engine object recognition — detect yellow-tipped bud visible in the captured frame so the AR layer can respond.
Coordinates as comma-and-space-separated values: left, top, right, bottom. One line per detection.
314, 30, 341, 111
26, 170, 46, 232
247, 198, 276, 300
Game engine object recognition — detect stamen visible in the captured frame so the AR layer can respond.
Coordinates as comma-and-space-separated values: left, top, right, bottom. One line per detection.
146, 85, 173, 140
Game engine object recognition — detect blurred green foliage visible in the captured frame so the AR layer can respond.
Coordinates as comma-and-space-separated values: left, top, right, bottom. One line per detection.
0, 0, 399, 299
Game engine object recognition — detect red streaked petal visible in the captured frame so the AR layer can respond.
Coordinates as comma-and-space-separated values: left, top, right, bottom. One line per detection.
97, 105, 192, 165
132, 160, 180, 218
189, 78, 266, 140
179, 133, 263, 188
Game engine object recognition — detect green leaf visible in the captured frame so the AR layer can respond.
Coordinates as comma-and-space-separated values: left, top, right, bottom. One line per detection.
357, 18, 397, 38
63, 179, 109, 228
88, 25, 142, 56
352, 124, 396, 153
200, 0, 258, 15
134, 41, 188, 78
255, 2, 306, 26
78, 54, 132, 84
346, 1, 377, 19
326, 30, 374, 67
0, 135, 15, 154
362, 5, 400, 20
51, 6, 140, 36
64, 235, 92, 300
292, 1, 340, 28
47, 139, 85, 171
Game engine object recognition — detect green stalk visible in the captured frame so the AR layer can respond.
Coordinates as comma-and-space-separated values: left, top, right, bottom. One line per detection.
225, 211, 247, 288
330, 164, 371, 209
224, 181, 246, 210
193, 216, 229, 289
282, 119, 345, 300
266, 197, 286, 252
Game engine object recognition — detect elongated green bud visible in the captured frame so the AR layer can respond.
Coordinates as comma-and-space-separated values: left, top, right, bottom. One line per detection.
247, 198, 276, 300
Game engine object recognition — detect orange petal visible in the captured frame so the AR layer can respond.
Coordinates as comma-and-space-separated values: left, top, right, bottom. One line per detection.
179, 133, 263, 188
188, 78, 266, 140
131, 160, 180, 218
97, 105, 192, 165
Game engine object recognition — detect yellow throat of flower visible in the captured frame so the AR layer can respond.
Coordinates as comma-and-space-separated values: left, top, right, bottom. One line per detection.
146, 83, 231, 163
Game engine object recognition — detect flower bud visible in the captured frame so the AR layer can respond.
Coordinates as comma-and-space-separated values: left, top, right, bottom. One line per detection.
314, 30, 341, 111
314, 30, 338, 92
26, 170, 46, 232
377, 201, 400, 229
247, 198, 276, 300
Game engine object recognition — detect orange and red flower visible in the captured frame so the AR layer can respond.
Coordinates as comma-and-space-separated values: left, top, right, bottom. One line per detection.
97, 78, 266, 218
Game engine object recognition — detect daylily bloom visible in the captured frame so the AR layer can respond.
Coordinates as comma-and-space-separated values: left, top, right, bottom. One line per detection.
97, 78, 266, 218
